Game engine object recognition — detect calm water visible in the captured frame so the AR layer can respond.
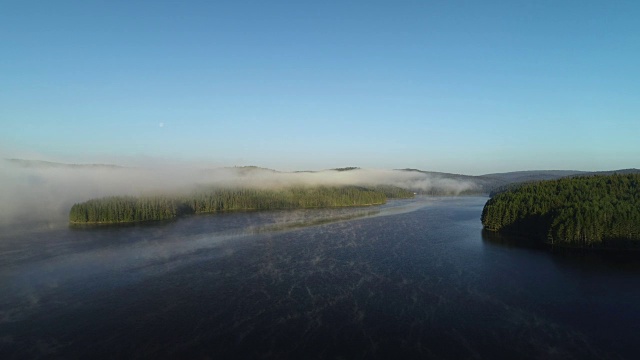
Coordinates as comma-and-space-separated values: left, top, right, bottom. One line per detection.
1, 196, 639, 359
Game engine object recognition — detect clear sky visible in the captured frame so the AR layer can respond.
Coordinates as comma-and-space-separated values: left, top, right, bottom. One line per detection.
1, 0, 639, 174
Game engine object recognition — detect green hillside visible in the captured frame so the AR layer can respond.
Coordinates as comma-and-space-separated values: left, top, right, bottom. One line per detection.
481, 174, 640, 249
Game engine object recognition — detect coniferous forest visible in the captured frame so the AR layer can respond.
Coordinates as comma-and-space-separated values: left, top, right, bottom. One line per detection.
69, 186, 413, 224
481, 174, 640, 249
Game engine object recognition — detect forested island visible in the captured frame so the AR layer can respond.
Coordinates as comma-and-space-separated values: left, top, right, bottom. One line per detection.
481, 174, 640, 249
69, 185, 414, 224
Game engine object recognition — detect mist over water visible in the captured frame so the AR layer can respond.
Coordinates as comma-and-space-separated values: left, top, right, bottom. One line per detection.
1, 196, 639, 359
0, 159, 478, 227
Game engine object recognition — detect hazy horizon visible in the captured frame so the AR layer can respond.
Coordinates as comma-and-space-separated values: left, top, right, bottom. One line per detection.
1, 154, 635, 177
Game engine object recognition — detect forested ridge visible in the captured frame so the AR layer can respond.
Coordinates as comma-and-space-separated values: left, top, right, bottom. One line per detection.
69, 185, 413, 224
481, 174, 640, 248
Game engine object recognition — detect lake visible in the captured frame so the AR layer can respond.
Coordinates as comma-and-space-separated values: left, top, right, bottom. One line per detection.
1, 196, 639, 359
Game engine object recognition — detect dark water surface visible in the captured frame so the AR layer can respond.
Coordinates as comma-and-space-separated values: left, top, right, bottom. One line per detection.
1, 197, 639, 359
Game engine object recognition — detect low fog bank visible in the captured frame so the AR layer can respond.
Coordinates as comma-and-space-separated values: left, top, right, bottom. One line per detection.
0, 160, 479, 227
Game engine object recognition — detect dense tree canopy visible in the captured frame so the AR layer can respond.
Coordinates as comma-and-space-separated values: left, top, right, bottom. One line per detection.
70, 185, 413, 224
481, 174, 640, 248
69, 196, 179, 224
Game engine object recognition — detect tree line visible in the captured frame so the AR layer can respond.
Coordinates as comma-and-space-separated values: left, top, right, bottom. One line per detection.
481, 174, 640, 248
69, 185, 414, 224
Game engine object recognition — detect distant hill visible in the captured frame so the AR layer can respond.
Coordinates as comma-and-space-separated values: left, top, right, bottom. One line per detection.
578, 169, 640, 176
293, 167, 361, 173
331, 167, 360, 172
4, 158, 125, 169
399, 168, 640, 195
481, 170, 586, 184
398, 168, 505, 194
223, 166, 280, 174
6, 158, 637, 196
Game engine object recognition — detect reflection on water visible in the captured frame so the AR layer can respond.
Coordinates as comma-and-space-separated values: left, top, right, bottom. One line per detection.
481, 228, 546, 250
1, 196, 640, 359
483, 228, 640, 272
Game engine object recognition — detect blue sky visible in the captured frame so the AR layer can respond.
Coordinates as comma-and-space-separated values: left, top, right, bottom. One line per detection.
2, 0, 639, 174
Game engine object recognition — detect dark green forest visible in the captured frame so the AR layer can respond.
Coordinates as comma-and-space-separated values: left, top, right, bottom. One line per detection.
70, 185, 413, 224
481, 174, 640, 249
